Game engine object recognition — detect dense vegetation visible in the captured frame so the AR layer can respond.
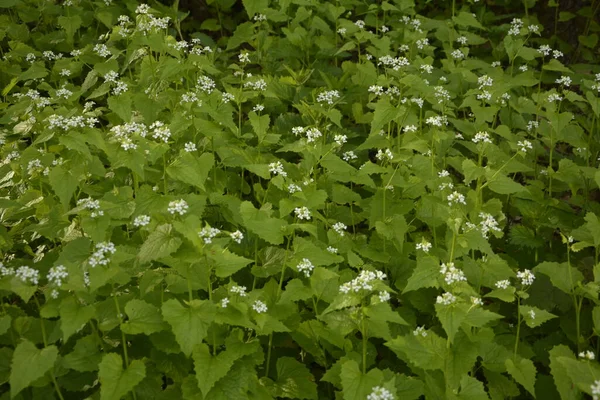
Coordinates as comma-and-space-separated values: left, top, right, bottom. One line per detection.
1, 0, 600, 398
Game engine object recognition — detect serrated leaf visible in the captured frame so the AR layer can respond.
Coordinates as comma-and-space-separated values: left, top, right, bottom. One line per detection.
162, 299, 216, 356
138, 224, 182, 264
10, 340, 58, 398
270, 357, 318, 399
435, 303, 468, 343
121, 299, 167, 335
207, 248, 253, 278
534, 261, 583, 294
166, 152, 214, 191
403, 256, 440, 293
59, 296, 95, 342
549, 345, 579, 400
107, 94, 132, 122
63, 335, 103, 372
505, 358, 536, 397
519, 305, 557, 328
385, 333, 446, 370
486, 175, 526, 194
340, 360, 384, 400
99, 353, 146, 400
193, 335, 259, 397
240, 201, 287, 245
49, 166, 79, 209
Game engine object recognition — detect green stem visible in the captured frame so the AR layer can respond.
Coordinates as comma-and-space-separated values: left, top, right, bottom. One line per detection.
34, 296, 65, 400
514, 297, 521, 360
361, 314, 368, 374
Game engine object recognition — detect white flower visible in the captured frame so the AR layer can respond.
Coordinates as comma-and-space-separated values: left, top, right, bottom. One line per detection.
440, 262, 467, 284
136, 3, 150, 14
367, 386, 394, 400
519, 65, 528, 72
447, 191, 466, 206
244, 79, 267, 91
354, 20, 365, 29
337, 27, 347, 36
287, 183, 302, 194
416, 38, 429, 49
60, 69, 71, 77
378, 291, 390, 302
404, 125, 417, 133
438, 170, 450, 178
451, 49, 465, 59
538, 44, 551, 56
252, 300, 268, 313
420, 64, 433, 74
495, 279, 511, 289
516, 269, 535, 286
471, 297, 483, 306
221, 298, 230, 308
253, 104, 264, 112
472, 131, 492, 144
184, 142, 197, 152
221, 92, 235, 103
199, 226, 221, 244
477, 75, 493, 89
556, 75, 571, 87
413, 326, 427, 337
0, 263, 15, 277
317, 90, 340, 105
479, 212, 502, 238
416, 240, 432, 253
268, 161, 287, 177
296, 258, 314, 277
197, 75, 216, 94
230, 230, 243, 244
239, 52, 250, 63
456, 36, 468, 45
168, 199, 189, 215
529, 309, 536, 320
579, 350, 595, 360
592, 380, 600, 400
104, 70, 119, 83
436, 292, 456, 305
133, 215, 151, 227
327, 246, 338, 253
343, 151, 358, 161
306, 128, 322, 143
339, 270, 386, 294
253, 14, 267, 22
376, 148, 393, 161
47, 265, 68, 287
380, 25, 389, 33
334, 134, 347, 146
332, 222, 347, 236
517, 140, 533, 153
553, 50, 563, 58
15, 266, 39, 285
491, 61, 501, 67
230, 285, 247, 297
294, 207, 311, 220
93, 44, 111, 58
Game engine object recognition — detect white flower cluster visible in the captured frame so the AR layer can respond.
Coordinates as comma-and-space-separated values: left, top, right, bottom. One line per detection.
556, 75, 572, 87
93, 43, 111, 58
579, 350, 595, 360
440, 262, 467, 284
16, 266, 39, 285
537, 45, 563, 58
400, 16, 423, 33
88, 242, 116, 268
221, 298, 229, 308
294, 207, 311, 220
479, 212, 502, 238
135, 4, 171, 34
133, 215, 150, 227
471, 296, 484, 306
316, 90, 340, 105
47, 114, 97, 130
296, 258, 315, 277
327, 246, 338, 253
148, 121, 171, 143
376, 148, 393, 161
230, 230, 243, 244
47, 265, 68, 287
378, 55, 410, 71
184, 142, 197, 152
436, 292, 456, 305
268, 161, 287, 177
547, 93, 563, 102
495, 279, 511, 289
197, 75, 216, 94
252, 300, 268, 313
332, 222, 347, 236
367, 386, 394, 400
110, 121, 148, 151
447, 191, 466, 206
413, 326, 428, 337
230, 285, 247, 296
508, 18, 523, 36
472, 131, 492, 144
416, 240, 432, 253
19, 89, 51, 108
343, 151, 358, 161
378, 291, 391, 302
434, 86, 451, 103
339, 270, 387, 294
199, 226, 221, 244
77, 197, 103, 218
168, 199, 189, 215
425, 115, 448, 127
288, 183, 302, 193
516, 269, 535, 286
517, 140, 533, 153
0, 262, 15, 277
592, 380, 600, 400
334, 134, 347, 146
244, 78, 267, 91
27, 159, 43, 176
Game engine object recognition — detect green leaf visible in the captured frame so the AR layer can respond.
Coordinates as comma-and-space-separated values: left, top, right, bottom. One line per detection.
59, 296, 95, 342
138, 224, 182, 264
462, 308, 504, 328
403, 256, 440, 293
385, 333, 446, 371
240, 201, 287, 245
269, 357, 318, 399
456, 375, 488, 399
208, 248, 253, 278
534, 261, 583, 294
166, 152, 214, 191
519, 305, 557, 328
49, 166, 79, 209
435, 303, 468, 343
99, 353, 146, 400
227, 22, 255, 50
10, 340, 58, 398
452, 11, 484, 29
486, 175, 526, 194
193, 334, 260, 397
63, 335, 103, 372
340, 360, 384, 400
57, 15, 82, 42
549, 345, 580, 400
121, 299, 167, 335
162, 299, 216, 356
242, 0, 268, 18
107, 94, 132, 122
505, 358, 536, 397
0, 314, 10, 335
249, 112, 270, 143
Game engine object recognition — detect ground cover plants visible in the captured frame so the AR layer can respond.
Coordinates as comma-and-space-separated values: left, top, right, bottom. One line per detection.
1, 0, 600, 398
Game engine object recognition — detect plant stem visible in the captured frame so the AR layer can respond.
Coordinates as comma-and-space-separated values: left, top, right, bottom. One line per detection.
514, 297, 521, 360
361, 313, 368, 374
34, 296, 65, 400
